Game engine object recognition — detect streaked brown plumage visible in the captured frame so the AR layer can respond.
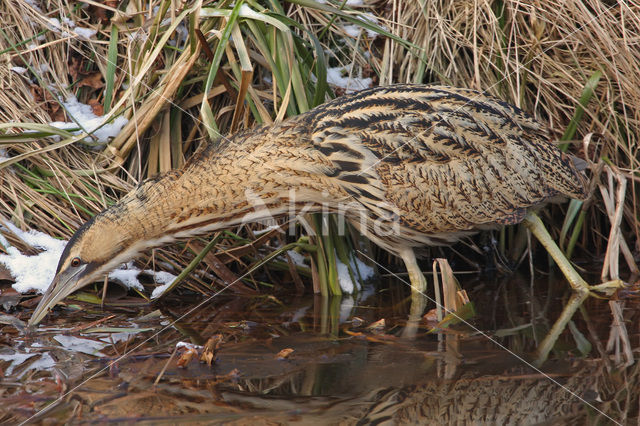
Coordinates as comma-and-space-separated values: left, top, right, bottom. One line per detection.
29, 84, 589, 326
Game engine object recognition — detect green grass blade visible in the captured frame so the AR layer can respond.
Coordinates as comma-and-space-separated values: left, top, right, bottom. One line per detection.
559, 199, 583, 252
200, 1, 245, 139
104, 24, 119, 114
559, 70, 603, 150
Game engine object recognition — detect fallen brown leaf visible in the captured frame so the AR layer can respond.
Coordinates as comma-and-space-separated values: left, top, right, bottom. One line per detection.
176, 347, 198, 368
366, 318, 386, 332
276, 348, 294, 360
88, 98, 103, 116
68, 56, 82, 82
200, 334, 224, 367
78, 73, 104, 90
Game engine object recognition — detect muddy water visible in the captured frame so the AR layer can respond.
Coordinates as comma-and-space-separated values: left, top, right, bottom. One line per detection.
1, 273, 638, 424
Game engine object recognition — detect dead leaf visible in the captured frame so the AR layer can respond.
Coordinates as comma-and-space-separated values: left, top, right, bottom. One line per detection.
88, 98, 103, 116
68, 56, 82, 82
89, 4, 109, 23
0, 287, 20, 311
200, 334, 224, 367
423, 309, 439, 324
29, 84, 64, 121
177, 347, 198, 368
19, 295, 42, 308
276, 348, 294, 360
78, 73, 104, 90
366, 318, 386, 332
0, 264, 14, 282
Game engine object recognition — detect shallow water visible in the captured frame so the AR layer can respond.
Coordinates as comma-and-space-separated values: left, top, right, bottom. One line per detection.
1, 272, 638, 424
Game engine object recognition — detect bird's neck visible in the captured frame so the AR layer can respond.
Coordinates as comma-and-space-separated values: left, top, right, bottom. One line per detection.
118, 133, 339, 244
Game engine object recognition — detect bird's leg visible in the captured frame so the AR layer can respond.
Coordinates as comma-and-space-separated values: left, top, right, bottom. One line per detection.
522, 211, 624, 364
533, 291, 589, 367
399, 248, 427, 338
522, 211, 623, 294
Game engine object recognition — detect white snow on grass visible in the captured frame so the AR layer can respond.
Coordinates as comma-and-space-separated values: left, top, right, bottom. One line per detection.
176, 341, 202, 350
253, 224, 282, 236
325, 65, 372, 93
286, 250, 306, 266
48, 17, 62, 30
107, 264, 177, 297
0, 221, 67, 294
74, 27, 97, 40
335, 252, 375, 294
342, 25, 362, 38
49, 96, 128, 145
149, 270, 177, 299
108, 263, 145, 291
23, 351, 56, 374
0, 222, 176, 297
47, 16, 96, 40
24, 0, 43, 12
61, 17, 75, 27
342, 12, 382, 39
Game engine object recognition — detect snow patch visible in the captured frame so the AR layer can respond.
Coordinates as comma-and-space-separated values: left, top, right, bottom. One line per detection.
176, 341, 202, 350
325, 65, 372, 93
49, 96, 128, 144
335, 253, 374, 294
75, 27, 97, 40
0, 222, 176, 297
24, 0, 43, 12
109, 263, 177, 297
149, 270, 177, 299
253, 224, 282, 236
108, 263, 145, 291
0, 221, 67, 294
286, 250, 306, 266
342, 25, 362, 38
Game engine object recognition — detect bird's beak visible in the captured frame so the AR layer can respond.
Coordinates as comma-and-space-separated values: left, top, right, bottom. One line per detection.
28, 265, 88, 327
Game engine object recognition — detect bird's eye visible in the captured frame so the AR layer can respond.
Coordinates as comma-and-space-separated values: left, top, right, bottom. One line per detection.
70, 257, 82, 267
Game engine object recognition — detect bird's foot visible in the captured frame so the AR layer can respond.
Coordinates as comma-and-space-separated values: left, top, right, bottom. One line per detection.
587, 279, 625, 297
534, 278, 625, 367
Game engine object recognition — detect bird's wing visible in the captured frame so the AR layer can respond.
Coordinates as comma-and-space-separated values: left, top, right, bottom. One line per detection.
308, 85, 587, 234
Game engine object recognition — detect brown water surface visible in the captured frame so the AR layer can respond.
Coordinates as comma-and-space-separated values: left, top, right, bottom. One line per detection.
1, 273, 638, 424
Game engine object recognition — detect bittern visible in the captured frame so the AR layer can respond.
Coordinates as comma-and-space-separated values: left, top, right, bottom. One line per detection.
29, 85, 613, 345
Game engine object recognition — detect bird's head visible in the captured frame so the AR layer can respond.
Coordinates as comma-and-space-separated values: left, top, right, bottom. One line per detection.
28, 208, 140, 327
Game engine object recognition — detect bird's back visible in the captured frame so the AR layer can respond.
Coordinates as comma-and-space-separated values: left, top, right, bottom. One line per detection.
299, 84, 587, 247
186, 84, 587, 251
